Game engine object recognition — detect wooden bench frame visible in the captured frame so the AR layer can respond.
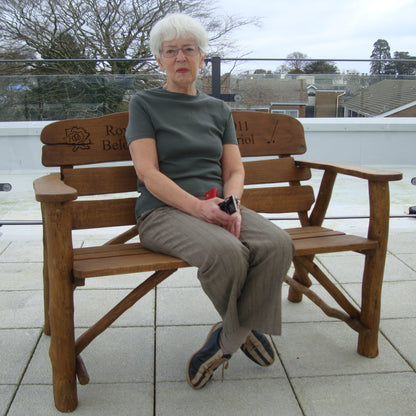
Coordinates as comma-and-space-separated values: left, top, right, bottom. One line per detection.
33, 111, 402, 412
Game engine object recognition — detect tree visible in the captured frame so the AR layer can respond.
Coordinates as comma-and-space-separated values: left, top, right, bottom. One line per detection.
278, 52, 308, 74
391, 51, 416, 76
0, 47, 35, 75
370, 39, 392, 75
0, 0, 256, 75
33, 32, 96, 74
303, 60, 338, 74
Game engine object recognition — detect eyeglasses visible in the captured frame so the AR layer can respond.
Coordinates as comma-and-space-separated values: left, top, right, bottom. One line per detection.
160, 45, 200, 58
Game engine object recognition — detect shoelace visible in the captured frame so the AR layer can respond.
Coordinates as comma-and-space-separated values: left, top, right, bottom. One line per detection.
220, 359, 229, 382
200, 356, 230, 383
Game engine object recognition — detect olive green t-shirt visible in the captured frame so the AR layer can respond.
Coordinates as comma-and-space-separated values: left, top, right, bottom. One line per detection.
126, 87, 238, 218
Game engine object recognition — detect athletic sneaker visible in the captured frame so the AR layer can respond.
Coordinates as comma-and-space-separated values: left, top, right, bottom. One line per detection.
186, 322, 232, 389
240, 330, 275, 366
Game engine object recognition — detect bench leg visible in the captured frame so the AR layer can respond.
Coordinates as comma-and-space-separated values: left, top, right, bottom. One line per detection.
45, 203, 78, 412
357, 181, 390, 358
41, 207, 51, 335
43, 264, 51, 335
287, 270, 304, 303
288, 257, 313, 303
357, 250, 385, 358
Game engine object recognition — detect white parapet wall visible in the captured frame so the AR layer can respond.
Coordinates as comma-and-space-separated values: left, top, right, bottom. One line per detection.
0, 118, 415, 170
0, 121, 48, 171
298, 118, 416, 166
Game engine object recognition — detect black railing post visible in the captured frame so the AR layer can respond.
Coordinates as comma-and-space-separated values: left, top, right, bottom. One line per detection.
209, 57, 235, 102
211, 57, 221, 99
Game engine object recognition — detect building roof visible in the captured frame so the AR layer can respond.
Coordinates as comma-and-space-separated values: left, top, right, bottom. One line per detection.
229, 78, 308, 109
343, 79, 416, 116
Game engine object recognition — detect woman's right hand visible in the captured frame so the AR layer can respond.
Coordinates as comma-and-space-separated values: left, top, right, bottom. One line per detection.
197, 198, 241, 239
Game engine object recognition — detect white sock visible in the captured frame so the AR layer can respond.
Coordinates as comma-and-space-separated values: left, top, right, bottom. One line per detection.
219, 326, 251, 355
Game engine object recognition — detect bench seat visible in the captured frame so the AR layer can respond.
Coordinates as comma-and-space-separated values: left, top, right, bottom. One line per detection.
73, 226, 377, 279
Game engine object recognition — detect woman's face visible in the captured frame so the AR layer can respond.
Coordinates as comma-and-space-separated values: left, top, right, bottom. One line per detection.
156, 38, 206, 95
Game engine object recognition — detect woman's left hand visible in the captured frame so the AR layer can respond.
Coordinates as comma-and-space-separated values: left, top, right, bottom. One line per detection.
222, 209, 242, 239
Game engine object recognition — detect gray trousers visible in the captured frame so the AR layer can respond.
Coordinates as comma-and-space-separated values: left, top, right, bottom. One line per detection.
137, 206, 294, 336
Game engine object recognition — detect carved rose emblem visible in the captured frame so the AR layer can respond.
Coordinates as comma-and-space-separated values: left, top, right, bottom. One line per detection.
65, 127, 91, 152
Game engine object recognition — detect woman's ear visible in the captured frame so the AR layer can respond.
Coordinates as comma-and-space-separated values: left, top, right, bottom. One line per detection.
155, 56, 165, 71
199, 53, 207, 69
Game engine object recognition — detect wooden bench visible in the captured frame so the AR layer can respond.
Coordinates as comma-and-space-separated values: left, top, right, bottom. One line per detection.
33, 111, 402, 412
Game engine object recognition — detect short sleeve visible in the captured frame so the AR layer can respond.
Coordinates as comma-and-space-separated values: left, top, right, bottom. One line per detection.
125, 93, 156, 144
222, 107, 238, 145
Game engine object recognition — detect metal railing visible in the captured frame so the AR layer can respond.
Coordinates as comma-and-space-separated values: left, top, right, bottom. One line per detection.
1, 56, 416, 121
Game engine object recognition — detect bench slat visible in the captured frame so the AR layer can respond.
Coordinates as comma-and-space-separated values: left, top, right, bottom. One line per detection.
241, 186, 315, 213
73, 243, 189, 278
243, 157, 311, 184
233, 111, 307, 156
63, 166, 137, 196
286, 226, 378, 254
73, 227, 377, 278
71, 198, 137, 229
286, 226, 345, 239
41, 112, 130, 166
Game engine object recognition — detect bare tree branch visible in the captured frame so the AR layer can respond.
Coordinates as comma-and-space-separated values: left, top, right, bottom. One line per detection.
0, 0, 258, 74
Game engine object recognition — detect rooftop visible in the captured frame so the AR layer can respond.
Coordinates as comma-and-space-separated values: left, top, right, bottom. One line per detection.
1, 167, 416, 415
343, 79, 416, 117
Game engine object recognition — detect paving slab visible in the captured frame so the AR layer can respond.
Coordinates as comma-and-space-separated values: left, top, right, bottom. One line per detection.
381, 318, 416, 370
73, 287, 155, 328
317, 252, 415, 283
8, 383, 154, 416
273, 321, 412, 378
23, 327, 154, 384
0, 385, 17, 416
156, 287, 221, 326
394, 253, 416, 270
0, 290, 43, 328
292, 372, 416, 416
343, 281, 416, 319
156, 378, 303, 416
0, 328, 41, 384
0, 262, 43, 291
281, 283, 350, 323
0, 240, 43, 263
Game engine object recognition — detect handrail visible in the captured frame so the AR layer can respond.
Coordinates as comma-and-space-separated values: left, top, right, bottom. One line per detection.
1, 214, 413, 227
1, 57, 415, 64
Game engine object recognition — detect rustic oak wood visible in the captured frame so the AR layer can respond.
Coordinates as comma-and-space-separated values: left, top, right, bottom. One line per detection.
34, 110, 402, 412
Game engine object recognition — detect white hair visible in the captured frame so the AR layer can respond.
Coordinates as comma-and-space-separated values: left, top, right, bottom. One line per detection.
150, 14, 208, 58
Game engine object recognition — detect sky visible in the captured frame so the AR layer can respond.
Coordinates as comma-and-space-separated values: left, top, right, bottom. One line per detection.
214, 0, 416, 74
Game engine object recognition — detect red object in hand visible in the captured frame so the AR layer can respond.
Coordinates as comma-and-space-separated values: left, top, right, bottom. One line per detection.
205, 188, 218, 199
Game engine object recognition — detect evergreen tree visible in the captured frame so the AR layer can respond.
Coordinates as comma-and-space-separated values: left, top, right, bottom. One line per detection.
391, 51, 416, 76
370, 39, 391, 75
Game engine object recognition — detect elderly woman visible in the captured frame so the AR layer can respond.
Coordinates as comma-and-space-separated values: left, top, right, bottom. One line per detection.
126, 14, 294, 389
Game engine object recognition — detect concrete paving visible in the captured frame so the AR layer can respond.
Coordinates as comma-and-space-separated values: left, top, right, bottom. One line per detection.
0, 166, 415, 415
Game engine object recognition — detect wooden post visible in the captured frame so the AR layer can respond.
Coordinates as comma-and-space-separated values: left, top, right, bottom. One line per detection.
44, 202, 78, 411
357, 181, 390, 357
41, 205, 51, 335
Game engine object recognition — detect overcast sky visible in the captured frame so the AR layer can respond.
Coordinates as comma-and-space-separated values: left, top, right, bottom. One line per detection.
215, 0, 416, 73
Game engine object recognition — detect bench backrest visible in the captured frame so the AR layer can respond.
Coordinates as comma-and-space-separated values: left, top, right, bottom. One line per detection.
40, 111, 314, 230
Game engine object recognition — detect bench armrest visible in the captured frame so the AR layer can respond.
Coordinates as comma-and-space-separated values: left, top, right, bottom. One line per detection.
296, 161, 403, 182
297, 161, 402, 228
34, 173, 78, 203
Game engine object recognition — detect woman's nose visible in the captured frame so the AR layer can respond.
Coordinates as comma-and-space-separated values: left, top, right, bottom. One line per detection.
175, 49, 187, 60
